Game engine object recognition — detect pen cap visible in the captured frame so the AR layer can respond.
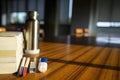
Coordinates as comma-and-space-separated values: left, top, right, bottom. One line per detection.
40, 58, 47, 63
27, 11, 38, 19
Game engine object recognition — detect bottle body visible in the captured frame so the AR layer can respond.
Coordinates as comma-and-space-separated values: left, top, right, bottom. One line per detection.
25, 11, 40, 56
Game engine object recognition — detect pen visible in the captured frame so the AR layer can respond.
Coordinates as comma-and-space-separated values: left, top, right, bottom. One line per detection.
19, 57, 26, 76
23, 57, 30, 77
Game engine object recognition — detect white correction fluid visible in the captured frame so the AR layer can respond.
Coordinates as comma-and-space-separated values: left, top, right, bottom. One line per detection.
38, 58, 48, 72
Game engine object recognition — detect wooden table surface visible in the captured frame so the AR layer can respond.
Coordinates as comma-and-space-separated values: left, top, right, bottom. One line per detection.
0, 42, 120, 80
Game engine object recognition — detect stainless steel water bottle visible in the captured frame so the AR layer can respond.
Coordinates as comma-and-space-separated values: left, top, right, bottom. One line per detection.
25, 11, 40, 57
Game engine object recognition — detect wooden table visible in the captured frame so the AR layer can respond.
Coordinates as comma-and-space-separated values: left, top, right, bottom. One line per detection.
0, 42, 120, 80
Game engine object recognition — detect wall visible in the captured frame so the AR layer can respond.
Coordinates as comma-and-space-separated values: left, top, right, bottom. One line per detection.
71, 0, 120, 36
44, 0, 70, 37
97, 28, 120, 36
44, 0, 58, 37
71, 0, 91, 35
95, 0, 120, 36
59, 0, 69, 24
1, 0, 45, 26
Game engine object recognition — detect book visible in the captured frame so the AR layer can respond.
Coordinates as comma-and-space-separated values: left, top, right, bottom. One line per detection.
0, 32, 24, 50
0, 32, 24, 74
0, 62, 18, 74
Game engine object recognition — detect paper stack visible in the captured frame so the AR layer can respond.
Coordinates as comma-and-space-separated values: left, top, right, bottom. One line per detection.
0, 32, 24, 74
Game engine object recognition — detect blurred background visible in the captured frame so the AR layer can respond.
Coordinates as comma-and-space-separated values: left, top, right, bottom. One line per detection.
0, 0, 120, 38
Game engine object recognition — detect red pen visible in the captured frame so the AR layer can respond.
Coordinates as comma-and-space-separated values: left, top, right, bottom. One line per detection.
23, 57, 30, 77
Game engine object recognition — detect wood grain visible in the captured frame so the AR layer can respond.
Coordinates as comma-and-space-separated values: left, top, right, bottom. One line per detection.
0, 42, 119, 80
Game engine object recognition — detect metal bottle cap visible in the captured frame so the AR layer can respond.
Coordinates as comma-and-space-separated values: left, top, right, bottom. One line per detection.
27, 11, 38, 19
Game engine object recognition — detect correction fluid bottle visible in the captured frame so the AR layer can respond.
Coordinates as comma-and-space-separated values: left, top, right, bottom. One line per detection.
38, 58, 48, 72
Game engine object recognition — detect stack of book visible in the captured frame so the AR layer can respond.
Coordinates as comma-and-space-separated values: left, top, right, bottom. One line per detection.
0, 32, 24, 74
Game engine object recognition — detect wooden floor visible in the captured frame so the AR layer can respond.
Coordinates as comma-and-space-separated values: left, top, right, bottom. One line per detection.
0, 41, 119, 80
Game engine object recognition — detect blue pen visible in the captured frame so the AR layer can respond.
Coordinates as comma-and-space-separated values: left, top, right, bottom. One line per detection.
19, 57, 26, 76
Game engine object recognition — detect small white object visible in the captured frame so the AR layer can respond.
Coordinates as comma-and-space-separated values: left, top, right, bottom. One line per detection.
29, 62, 36, 73
38, 58, 48, 72
29, 58, 37, 73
